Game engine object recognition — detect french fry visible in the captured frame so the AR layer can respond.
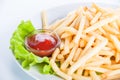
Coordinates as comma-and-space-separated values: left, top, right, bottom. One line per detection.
90, 12, 102, 25
64, 37, 70, 54
85, 66, 110, 73
98, 27, 107, 35
91, 3, 105, 13
50, 59, 72, 80
60, 40, 64, 50
73, 48, 81, 62
106, 42, 115, 49
57, 54, 64, 60
50, 48, 72, 80
61, 50, 67, 56
102, 46, 112, 51
79, 36, 95, 58
69, 60, 74, 66
41, 10, 48, 29
103, 24, 119, 35
86, 58, 111, 67
74, 15, 86, 44
84, 16, 90, 28
61, 45, 78, 71
85, 10, 94, 21
98, 50, 114, 56
57, 27, 78, 36
79, 39, 87, 48
105, 74, 120, 80
54, 13, 77, 34
109, 21, 119, 30
48, 18, 65, 30
76, 7, 85, 16
69, 15, 81, 27
86, 55, 104, 64
102, 69, 120, 78
61, 32, 74, 39
52, 48, 60, 61
110, 34, 120, 52
85, 15, 119, 33
89, 7, 97, 14
102, 64, 120, 70
76, 66, 84, 76
69, 40, 75, 49
90, 70, 101, 80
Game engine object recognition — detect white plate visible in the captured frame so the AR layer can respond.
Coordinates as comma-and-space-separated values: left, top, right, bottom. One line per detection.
12, 2, 120, 80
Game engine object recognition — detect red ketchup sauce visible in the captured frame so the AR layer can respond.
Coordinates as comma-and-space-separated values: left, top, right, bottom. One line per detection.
26, 33, 59, 57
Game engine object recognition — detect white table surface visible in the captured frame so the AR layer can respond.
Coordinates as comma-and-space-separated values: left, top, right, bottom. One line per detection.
0, 0, 120, 80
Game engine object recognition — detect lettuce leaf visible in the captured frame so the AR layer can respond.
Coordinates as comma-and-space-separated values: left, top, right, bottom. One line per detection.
10, 20, 54, 74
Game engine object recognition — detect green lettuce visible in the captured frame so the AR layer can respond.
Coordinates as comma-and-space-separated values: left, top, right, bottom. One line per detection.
10, 20, 54, 74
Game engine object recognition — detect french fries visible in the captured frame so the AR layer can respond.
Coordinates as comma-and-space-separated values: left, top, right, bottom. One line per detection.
61, 45, 78, 71
42, 3, 120, 80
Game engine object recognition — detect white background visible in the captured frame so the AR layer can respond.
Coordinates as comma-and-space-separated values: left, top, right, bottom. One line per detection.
0, 0, 120, 80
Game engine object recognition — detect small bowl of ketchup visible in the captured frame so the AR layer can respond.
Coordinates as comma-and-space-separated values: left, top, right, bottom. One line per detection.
25, 29, 61, 57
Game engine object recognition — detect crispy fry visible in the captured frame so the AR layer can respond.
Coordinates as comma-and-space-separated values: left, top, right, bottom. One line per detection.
110, 34, 120, 52
79, 39, 87, 48
90, 70, 101, 80
70, 15, 81, 27
110, 21, 119, 30
102, 69, 120, 77
61, 32, 74, 38
86, 58, 111, 67
85, 66, 110, 73
85, 10, 94, 21
64, 37, 71, 54
105, 74, 120, 80
98, 50, 114, 56
90, 12, 102, 25
102, 64, 120, 70
85, 15, 119, 33
48, 18, 65, 30
61, 45, 78, 71
41, 10, 48, 29
73, 48, 81, 62
79, 36, 95, 58
52, 48, 60, 61
89, 7, 97, 14
57, 27, 77, 36
60, 40, 64, 50
50, 59, 72, 80
76, 66, 84, 76
103, 24, 119, 35
54, 14, 77, 35
74, 16, 86, 44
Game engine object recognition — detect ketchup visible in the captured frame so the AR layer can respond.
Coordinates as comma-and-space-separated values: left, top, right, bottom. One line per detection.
25, 33, 59, 57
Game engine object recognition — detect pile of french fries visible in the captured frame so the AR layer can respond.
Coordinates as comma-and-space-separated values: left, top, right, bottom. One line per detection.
42, 3, 120, 80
